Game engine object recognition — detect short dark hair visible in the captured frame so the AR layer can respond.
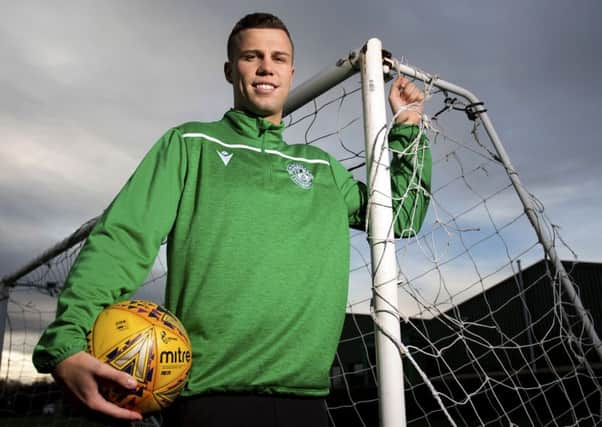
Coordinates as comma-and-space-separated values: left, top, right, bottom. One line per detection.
227, 13, 294, 61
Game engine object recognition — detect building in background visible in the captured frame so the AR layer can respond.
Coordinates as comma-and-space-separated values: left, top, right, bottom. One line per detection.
327, 259, 602, 426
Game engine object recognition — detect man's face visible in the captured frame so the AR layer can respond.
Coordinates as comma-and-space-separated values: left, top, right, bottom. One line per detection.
225, 28, 294, 125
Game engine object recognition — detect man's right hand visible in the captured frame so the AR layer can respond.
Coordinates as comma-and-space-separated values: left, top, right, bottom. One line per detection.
53, 351, 143, 421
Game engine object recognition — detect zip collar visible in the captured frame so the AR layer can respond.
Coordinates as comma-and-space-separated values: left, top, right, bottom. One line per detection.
223, 109, 286, 140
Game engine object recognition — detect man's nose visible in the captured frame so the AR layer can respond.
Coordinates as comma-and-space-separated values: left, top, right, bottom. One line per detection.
257, 58, 274, 75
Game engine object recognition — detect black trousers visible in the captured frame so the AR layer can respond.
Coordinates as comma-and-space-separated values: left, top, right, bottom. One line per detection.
162, 393, 330, 427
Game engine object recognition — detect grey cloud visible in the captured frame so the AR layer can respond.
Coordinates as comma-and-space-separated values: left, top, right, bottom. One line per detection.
1, 0, 600, 282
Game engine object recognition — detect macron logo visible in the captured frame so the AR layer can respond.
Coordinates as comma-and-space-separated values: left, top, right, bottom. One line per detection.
217, 150, 233, 166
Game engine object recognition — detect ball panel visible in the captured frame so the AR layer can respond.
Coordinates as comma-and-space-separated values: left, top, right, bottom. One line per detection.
99, 327, 155, 384
89, 306, 151, 357
152, 324, 192, 389
154, 376, 188, 408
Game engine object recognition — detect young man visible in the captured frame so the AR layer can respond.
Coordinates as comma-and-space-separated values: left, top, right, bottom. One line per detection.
33, 13, 431, 427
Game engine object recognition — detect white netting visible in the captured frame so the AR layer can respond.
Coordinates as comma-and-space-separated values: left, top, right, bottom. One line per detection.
1, 55, 601, 426
284, 58, 601, 426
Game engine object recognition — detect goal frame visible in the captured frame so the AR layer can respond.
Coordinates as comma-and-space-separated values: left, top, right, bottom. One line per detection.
285, 38, 602, 426
1, 38, 600, 427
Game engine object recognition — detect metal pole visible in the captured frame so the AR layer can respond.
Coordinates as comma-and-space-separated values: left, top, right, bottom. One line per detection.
516, 260, 536, 367
283, 50, 360, 117
391, 59, 602, 362
477, 107, 602, 362
0, 286, 8, 374
361, 38, 405, 427
0, 217, 98, 289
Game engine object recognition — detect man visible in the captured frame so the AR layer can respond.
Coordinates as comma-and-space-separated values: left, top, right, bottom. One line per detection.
33, 12, 431, 427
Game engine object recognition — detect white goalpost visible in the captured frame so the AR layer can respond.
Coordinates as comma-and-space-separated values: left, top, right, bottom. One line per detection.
1, 39, 601, 427
360, 38, 405, 426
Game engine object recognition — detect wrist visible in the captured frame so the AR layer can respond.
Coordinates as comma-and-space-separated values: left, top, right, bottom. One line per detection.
394, 111, 422, 126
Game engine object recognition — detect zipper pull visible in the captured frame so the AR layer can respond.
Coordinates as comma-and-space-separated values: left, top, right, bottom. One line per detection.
258, 119, 269, 151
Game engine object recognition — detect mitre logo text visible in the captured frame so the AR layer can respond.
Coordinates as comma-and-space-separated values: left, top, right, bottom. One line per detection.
160, 347, 192, 364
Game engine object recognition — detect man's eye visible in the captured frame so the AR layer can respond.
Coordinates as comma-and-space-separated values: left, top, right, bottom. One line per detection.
243, 54, 256, 60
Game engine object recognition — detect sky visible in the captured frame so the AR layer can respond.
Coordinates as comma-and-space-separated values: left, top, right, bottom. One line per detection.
1, 1, 602, 288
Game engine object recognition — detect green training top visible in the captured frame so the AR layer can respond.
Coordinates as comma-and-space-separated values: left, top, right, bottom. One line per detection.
33, 109, 431, 397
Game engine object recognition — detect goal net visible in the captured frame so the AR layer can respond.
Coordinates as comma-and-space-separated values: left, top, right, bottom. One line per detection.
1, 43, 601, 426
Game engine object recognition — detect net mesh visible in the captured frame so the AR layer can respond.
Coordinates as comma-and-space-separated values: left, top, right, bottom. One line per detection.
1, 57, 601, 426
284, 61, 602, 426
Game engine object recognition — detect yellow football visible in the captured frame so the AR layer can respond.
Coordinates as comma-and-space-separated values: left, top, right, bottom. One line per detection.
87, 300, 192, 414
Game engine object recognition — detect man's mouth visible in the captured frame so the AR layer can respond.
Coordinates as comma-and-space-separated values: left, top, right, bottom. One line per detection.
253, 82, 277, 93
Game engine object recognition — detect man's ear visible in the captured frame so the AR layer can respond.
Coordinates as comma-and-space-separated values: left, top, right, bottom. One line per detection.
224, 62, 233, 84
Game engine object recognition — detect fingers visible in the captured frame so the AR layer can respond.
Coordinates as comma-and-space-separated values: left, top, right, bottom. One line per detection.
391, 76, 424, 103
53, 351, 143, 421
85, 363, 143, 421
86, 393, 144, 421
389, 76, 424, 125
71, 369, 143, 420
96, 359, 138, 390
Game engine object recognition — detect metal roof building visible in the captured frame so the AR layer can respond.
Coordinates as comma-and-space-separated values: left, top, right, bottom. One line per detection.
327, 259, 602, 426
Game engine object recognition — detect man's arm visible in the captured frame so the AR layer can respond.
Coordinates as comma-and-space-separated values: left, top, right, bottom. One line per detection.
333, 76, 432, 236
32, 128, 189, 419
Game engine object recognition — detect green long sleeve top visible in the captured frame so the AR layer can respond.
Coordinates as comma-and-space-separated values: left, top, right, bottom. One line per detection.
33, 109, 431, 397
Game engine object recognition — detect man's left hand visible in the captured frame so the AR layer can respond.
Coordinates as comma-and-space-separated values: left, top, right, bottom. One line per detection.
388, 76, 425, 126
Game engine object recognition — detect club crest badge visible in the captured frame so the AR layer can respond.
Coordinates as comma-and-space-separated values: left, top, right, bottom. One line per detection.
287, 163, 313, 190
